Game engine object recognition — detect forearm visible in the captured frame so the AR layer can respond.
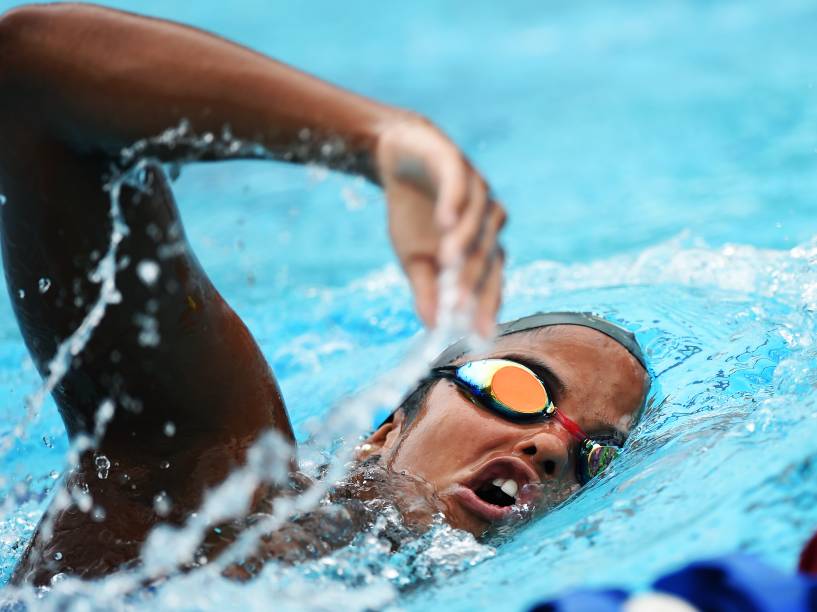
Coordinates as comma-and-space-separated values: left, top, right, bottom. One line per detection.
0, 3, 402, 180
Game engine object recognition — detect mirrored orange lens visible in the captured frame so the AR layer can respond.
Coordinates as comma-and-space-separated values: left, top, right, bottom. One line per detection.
491, 365, 547, 413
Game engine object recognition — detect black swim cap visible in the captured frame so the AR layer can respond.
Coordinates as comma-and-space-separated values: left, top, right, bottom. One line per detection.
432, 311, 649, 372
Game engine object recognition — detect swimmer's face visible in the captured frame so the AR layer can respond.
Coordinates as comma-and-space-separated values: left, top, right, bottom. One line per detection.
360, 325, 649, 536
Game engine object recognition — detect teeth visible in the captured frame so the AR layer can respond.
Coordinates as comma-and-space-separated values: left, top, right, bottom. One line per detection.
492, 478, 505, 487
500, 479, 518, 498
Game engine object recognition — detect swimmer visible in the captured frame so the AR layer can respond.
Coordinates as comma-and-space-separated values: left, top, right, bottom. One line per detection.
0, 4, 650, 585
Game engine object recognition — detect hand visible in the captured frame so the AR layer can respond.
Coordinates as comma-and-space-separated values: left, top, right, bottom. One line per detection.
374, 115, 506, 337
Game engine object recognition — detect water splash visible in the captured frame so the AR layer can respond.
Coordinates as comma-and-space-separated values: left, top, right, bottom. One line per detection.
0, 160, 162, 583
5, 122, 816, 611
0, 122, 491, 610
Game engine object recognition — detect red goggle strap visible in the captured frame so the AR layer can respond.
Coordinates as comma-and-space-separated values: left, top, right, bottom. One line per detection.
552, 409, 590, 443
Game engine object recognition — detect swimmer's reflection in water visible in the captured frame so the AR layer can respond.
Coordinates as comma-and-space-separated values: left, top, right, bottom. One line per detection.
0, 4, 650, 585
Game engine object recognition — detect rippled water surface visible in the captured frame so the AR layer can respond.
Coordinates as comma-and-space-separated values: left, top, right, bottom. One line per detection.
1, 0, 816, 610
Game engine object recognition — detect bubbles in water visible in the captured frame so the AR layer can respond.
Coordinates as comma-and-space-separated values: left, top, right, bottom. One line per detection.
159, 460, 171, 470
38, 277, 52, 294
164, 421, 176, 437
0, 193, 6, 205
17, 288, 24, 299
42, 435, 54, 448
137, 260, 160, 286
53, 552, 63, 561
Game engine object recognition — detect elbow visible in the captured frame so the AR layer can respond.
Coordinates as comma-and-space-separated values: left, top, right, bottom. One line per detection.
0, 5, 41, 88
0, 4, 70, 89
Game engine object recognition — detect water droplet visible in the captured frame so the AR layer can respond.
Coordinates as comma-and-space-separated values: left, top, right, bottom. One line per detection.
72, 486, 93, 513
382, 567, 399, 580
95, 454, 111, 479
341, 185, 365, 211
164, 421, 176, 437
96, 399, 115, 424
38, 277, 51, 294
49, 470, 60, 480
92, 505, 106, 522
135, 314, 160, 347
53, 552, 63, 561
0, 194, 6, 206
159, 460, 170, 470
17, 289, 25, 299
153, 491, 171, 517
42, 435, 53, 448
137, 260, 160, 286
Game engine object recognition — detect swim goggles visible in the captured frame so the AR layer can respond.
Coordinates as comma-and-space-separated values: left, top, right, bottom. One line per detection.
429, 358, 620, 485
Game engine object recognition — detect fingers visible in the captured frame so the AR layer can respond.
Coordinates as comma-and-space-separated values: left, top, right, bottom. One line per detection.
453, 195, 507, 304
404, 254, 439, 328
379, 119, 507, 333
440, 173, 489, 265
434, 155, 469, 231
475, 246, 505, 338
434, 161, 506, 335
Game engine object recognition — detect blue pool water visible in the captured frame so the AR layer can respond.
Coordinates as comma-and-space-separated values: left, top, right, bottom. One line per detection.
1, 0, 817, 609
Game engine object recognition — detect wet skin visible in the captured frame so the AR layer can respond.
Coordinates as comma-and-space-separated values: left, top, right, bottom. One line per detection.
1, 4, 506, 586
0, 0, 640, 579
364, 326, 650, 536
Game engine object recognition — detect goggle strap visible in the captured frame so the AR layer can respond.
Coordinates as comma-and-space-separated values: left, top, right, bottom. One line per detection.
552, 409, 590, 443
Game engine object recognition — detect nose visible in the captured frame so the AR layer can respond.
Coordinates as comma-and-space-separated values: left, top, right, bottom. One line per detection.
512, 430, 571, 479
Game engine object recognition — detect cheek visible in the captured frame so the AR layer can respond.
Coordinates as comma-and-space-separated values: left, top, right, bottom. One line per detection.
388, 394, 502, 482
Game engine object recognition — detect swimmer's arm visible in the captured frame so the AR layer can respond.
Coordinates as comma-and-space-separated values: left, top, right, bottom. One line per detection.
0, 3, 388, 178
0, 2, 506, 332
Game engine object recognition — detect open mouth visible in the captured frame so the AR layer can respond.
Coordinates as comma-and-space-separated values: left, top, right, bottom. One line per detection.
474, 478, 519, 507
453, 457, 540, 522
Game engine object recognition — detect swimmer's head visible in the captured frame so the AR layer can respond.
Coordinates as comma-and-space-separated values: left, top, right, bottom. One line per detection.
357, 312, 651, 536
